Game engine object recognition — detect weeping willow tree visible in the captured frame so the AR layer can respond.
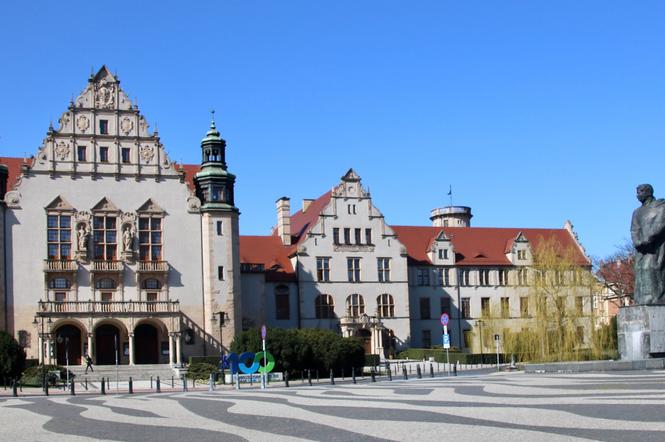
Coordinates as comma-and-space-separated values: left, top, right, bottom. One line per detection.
480, 237, 614, 362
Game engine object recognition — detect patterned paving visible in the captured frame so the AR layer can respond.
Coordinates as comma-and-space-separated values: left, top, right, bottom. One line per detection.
1, 371, 665, 441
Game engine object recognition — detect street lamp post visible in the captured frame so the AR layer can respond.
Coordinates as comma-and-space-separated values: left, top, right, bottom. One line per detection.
211, 311, 228, 382
32, 315, 52, 390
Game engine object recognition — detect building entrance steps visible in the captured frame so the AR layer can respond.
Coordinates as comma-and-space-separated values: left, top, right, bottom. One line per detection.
68, 364, 178, 382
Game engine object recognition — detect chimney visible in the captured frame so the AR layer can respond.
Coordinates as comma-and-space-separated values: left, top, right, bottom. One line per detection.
276, 197, 291, 246
302, 198, 314, 213
0, 164, 8, 200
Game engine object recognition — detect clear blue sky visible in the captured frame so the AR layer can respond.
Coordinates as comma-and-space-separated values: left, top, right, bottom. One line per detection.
1, 1, 664, 261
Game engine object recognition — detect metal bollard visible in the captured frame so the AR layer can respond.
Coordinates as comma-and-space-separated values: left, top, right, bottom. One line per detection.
85, 378, 88, 391
330, 369, 335, 385
417, 365, 422, 379
430, 363, 434, 378
454, 363, 458, 376
370, 369, 376, 383
172, 376, 174, 388
129, 377, 133, 394
403, 366, 408, 380
307, 369, 312, 386
284, 371, 290, 387
182, 375, 188, 392
101, 377, 106, 395
301, 371, 305, 384
352, 367, 357, 384
387, 366, 392, 381
150, 376, 153, 389
156, 376, 161, 393
70, 379, 75, 395
12, 379, 18, 397
209, 374, 215, 392
106, 377, 110, 391
316, 370, 319, 383
45, 379, 49, 396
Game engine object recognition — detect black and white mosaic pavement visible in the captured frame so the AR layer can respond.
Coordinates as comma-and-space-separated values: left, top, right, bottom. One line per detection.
2, 371, 665, 441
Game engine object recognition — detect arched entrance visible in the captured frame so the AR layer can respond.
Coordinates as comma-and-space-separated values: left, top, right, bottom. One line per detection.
54, 324, 82, 365
95, 324, 121, 365
355, 328, 372, 354
134, 323, 159, 364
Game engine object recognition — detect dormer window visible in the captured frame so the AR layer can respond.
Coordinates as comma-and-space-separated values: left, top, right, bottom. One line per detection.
211, 186, 224, 202
517, 250, 527, 260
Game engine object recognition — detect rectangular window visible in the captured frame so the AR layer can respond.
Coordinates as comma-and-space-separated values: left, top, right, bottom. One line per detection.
520, 297, 529, 317
332, 228, 340, 244
47, 214, 71, 259
276, 293, 290, 320
217, 266, 224, 281
517, 249, 527, 260
147, 292, 157, 312
99, 119, 109, 134
347, 257, 361, 282
101, 292, 112, 312
344, 228, 351, 245
463, 330, 472, 348
576, 296, 584, 315
365, 228, 372, 245
479, 269, 490, 286
93, 215, 116, 260
354, 228, 362, 244
481, 297, 490, 317
121, 147, 131, 163
444, 249, 449, 259
422, 330, 432, 348
139, 216, 162, 261
459, 269, 470, 286
216, 221, 223, 236
437, 268, 450, 286
501, 297, 510, 318
440, 296, 451, 315
576, 326, 585, 343
99, 146, 109, 162
416, 268, 430, 286
498, 269, 508, 286
317, 257, 331, 282
461, 297, 470, 319
517, 268, 528, 286
77, 146, 86, 161
420, 297, 431, 319
347, 204, 356, 214
377, 258, 391, 282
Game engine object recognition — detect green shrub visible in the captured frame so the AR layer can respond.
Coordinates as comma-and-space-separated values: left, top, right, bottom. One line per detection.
186, 362, 219, 381
20, 364, 65, 386
231, 327, 365, 377
364, 354, 380, 367
189, 356, 220, 366
0, 331, 26, 380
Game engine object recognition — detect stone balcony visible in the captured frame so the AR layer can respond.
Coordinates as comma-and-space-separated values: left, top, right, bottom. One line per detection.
91, 260, 123, 272
137, 260, 169, 273
43, 259, 78, 272
38, 300, 180, 316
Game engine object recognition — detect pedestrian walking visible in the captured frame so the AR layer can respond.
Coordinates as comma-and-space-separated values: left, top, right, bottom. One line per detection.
85, 354, 94, 373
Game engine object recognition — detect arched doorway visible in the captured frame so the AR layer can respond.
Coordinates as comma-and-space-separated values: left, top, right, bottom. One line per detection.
355, 328, 372, 354
54, 324, 82, 365
134, 323, 159, 364
95, 324, 121, 365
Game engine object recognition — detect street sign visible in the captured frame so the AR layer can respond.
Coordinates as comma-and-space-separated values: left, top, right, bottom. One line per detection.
440, 313, 449, 326
443, 334, 451, 349
261, 325, 267, 340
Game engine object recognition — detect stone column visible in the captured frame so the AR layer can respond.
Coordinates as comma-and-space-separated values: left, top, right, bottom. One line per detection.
175, 333, 182, 366
87, 333, 93, 360
45, 336, 52, 365
128, 333, 135, 366
168, 333, 174, 366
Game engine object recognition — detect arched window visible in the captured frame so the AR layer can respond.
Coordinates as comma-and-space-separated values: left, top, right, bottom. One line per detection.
315, 294, 335, 319
142, 278, 162, 290
49, 277, 71, 289
346, 294, 365, 318
95, 278, 117, 289
275, 285, 290, 320
377, 293, 394, 318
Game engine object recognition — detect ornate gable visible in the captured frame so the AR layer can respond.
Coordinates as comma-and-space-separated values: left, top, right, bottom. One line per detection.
333, 168, 370, 198
91, 197, 120, 213
45, 195, 74, 211
137, 198, 165, 214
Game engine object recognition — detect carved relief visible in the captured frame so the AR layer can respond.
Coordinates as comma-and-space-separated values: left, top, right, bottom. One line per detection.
58, 113, 71, 131
76, 115, 90, 133
186, 196, 201, 213
95, 81, 116, 109
120, 117, 134, 135
4, 190, 21, 208
139, 145, 155, 163
55, 141, 70, 160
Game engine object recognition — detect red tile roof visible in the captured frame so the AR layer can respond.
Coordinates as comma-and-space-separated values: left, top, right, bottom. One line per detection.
178, 163, 200, 191
0, 156, 33, 190
287, 190, 332, 245
391, 226, 589, 266
239, 235, 296, 281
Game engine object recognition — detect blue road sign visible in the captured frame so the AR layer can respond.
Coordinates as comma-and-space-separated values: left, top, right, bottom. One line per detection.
443, 334, 451, 349
440, 313, 449, 326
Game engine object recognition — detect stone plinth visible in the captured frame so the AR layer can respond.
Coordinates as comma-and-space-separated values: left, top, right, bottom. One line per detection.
618, 305, 665, 360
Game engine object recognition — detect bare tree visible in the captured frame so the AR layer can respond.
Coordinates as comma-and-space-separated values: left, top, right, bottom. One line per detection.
594, 242, 634, 307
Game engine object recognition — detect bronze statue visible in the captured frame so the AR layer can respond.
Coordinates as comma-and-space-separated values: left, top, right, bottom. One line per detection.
631, 184, 665, 304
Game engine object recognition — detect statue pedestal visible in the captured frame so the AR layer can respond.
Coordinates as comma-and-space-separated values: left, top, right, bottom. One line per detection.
618, 305, 665, 360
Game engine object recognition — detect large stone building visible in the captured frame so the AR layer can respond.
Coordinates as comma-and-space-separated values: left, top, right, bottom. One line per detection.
0, 67, 591, 366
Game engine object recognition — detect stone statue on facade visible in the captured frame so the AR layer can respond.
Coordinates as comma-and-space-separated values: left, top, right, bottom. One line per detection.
631, 184, 665, 304
77, 225, 89, 251
123, 226, 134, 252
